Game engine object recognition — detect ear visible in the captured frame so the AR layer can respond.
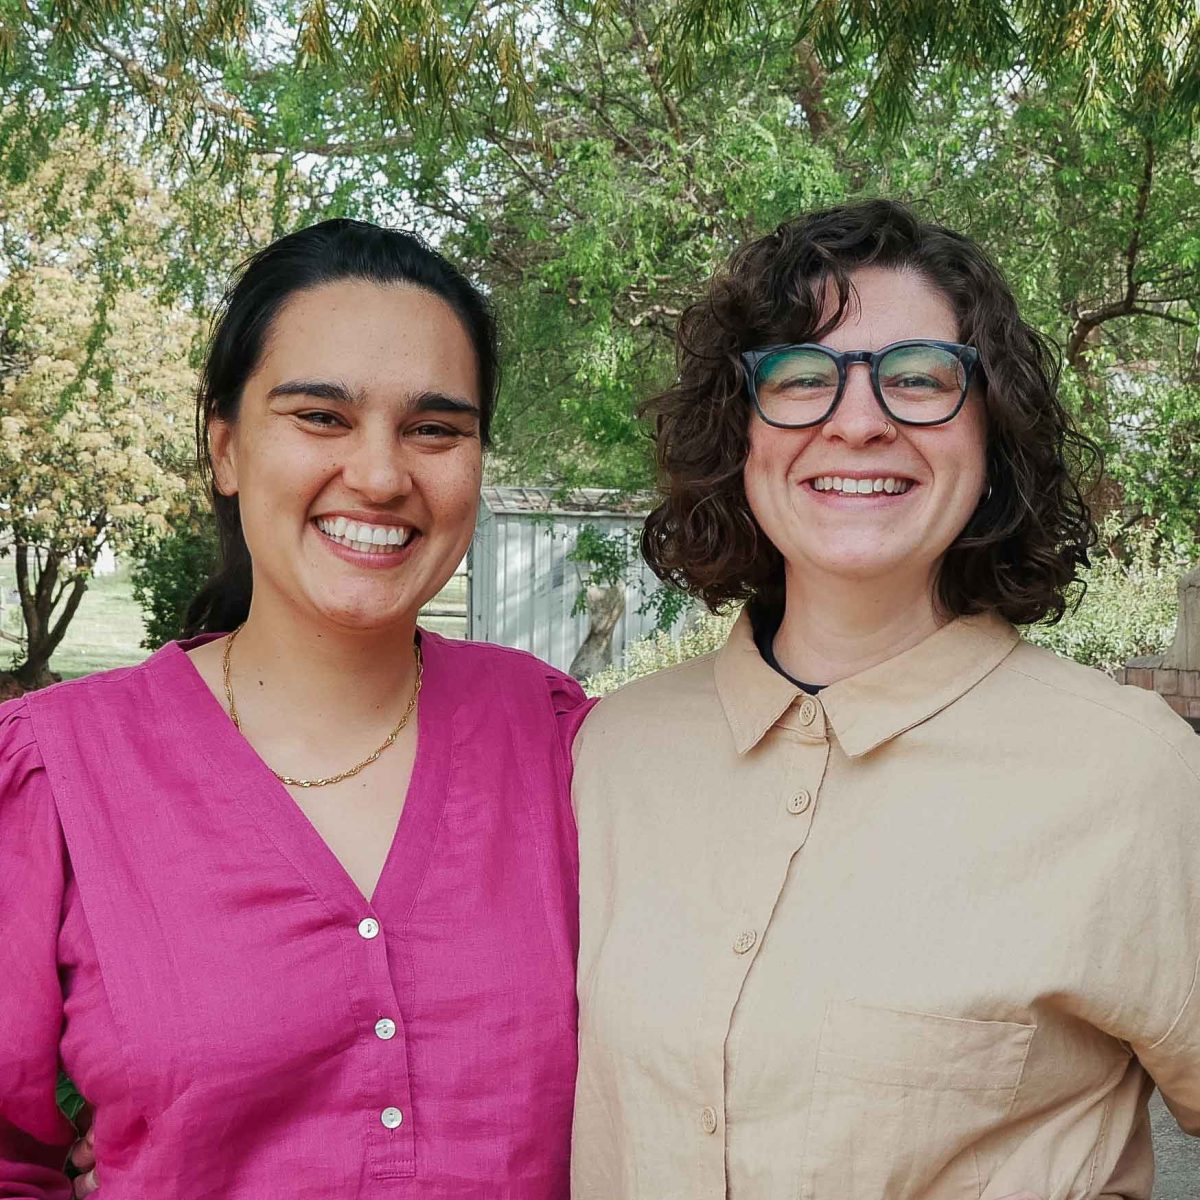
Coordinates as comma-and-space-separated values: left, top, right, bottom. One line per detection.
208, 417, 239, 497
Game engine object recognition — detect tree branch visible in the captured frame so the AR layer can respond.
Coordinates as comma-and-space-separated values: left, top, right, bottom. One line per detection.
91, 36, 257, 130
45, 576, 89, 659
1065, 135, 1159, 369
627, 6, 684, 143
792, 39, 833, 140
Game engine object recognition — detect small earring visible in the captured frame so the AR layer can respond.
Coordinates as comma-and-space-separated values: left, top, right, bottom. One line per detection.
983, 483, 993, 503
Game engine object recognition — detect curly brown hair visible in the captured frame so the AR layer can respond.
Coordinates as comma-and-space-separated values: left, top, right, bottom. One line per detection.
641, 199, 1100, 625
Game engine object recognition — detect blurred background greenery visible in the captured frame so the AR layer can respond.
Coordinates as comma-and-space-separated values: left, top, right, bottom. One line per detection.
1, 0, 1198, 690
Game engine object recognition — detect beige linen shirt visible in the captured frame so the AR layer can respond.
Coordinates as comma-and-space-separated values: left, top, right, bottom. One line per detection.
571, 610, 1200, 1200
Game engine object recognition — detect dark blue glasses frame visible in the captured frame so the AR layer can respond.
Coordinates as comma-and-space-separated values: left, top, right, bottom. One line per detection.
740, 339, 981, 429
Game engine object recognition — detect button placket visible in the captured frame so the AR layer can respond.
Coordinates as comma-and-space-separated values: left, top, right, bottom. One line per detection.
351, 912, 417, 1178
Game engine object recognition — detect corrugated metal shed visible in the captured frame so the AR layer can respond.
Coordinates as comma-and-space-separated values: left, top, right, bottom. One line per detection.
467, 486, 677, 674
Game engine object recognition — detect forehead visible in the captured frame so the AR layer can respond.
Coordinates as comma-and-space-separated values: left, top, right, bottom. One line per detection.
817, 266, 959, 350
257, 279, 480, 401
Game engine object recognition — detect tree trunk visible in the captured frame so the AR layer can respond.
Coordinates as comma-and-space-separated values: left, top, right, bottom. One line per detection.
569, 583, 626, 681
10, 541, 90, 690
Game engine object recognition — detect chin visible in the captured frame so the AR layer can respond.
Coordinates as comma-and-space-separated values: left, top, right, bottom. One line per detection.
311, 593, 416, 634
807, 550, 926, 584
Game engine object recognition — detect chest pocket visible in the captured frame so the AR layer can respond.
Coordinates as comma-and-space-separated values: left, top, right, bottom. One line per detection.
798, 1001, 1035, 1200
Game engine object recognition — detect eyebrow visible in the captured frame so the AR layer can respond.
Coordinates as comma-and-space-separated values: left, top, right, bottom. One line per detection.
267, 379, 480, 420
267, 379, 364, 404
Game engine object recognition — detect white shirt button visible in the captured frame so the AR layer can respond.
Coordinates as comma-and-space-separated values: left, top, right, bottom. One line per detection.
733, 929, 757, 955
700, 1105, 718, 1134
799, 698, 818, 726
375, 1018, 397, 1041
380, 1106, 404, 1129
358, 917, 380, 940
788, 789, 813, 815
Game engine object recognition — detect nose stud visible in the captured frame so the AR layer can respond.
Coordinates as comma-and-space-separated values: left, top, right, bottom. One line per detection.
881, 420, 895, 438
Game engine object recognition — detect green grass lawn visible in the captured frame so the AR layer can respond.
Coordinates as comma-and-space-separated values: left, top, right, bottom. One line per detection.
1, 557, 469, 682
0, 560, 147, 681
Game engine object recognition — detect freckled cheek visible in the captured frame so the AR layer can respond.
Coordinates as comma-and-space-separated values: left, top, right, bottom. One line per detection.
246, 437, 338, 512
426, 462, 482, 534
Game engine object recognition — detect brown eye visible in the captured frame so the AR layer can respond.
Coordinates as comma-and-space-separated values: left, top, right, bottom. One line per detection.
298, 411, 345, 428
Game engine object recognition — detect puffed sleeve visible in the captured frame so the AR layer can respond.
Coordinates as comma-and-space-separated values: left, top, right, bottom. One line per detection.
545, 667, 597, 775
0, 698, 74, 1198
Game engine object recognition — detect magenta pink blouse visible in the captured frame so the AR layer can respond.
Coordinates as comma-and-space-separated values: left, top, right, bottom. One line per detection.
0, 631, 593, 1199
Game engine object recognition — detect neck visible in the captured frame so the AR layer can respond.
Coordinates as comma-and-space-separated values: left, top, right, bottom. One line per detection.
229, 595, 421, 734
770, 566, 942, 686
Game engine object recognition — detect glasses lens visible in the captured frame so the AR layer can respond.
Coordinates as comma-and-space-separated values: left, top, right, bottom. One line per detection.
877, 343, 967, 423
753, 347, 839, 426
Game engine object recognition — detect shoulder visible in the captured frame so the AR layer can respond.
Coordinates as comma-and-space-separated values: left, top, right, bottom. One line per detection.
20, 653, 165, 724
420, 630, 588, 712
998, 637, 1200, 783
578, 650, 721, 746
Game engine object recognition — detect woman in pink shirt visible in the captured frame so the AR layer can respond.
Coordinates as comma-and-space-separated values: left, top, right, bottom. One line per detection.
0, 220, 590, 1199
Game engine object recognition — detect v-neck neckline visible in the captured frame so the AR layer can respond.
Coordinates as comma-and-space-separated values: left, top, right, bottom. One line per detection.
161, 631, 454, 915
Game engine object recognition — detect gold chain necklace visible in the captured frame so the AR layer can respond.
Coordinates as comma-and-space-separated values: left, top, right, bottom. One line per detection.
222, 625, 422, 789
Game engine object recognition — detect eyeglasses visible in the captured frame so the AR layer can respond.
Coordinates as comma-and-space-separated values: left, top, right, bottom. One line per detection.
740, 339, 980, 429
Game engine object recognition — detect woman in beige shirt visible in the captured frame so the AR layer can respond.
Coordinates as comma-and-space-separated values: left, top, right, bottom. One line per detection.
570, 200, 1200, 1199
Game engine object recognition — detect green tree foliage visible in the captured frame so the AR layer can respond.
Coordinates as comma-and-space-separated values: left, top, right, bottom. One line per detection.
0, 119, 290, 688
130, 518, 218, 649
2, 2, 1198, 671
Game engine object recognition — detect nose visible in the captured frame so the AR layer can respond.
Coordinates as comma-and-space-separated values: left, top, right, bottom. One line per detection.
340, 427, 413, 502
820, 361, 888, 445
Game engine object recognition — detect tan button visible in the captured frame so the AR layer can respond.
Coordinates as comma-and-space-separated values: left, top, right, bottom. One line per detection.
788, 790, 812, 815
733, 929, 757, 955
357, 917, 380, 940
380, 1106, 403, 1129
798, 698, 818, 726
700, 1105, 718, 1134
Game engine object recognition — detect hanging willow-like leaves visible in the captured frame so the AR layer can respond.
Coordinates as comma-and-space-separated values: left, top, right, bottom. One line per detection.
0, 0, 1195, 168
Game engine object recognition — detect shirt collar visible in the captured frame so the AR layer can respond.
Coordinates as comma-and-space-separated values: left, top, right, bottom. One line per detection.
715, 607, 1020, 758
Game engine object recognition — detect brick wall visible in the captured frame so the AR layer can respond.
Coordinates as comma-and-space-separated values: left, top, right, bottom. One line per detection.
1115, 658, 1200, 732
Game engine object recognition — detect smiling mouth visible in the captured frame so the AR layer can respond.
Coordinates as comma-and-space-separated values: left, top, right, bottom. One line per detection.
314, 516, 415, 555
808, 475, 915, 496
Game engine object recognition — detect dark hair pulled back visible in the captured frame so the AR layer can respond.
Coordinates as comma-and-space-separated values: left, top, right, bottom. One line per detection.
185, 218, 498, 635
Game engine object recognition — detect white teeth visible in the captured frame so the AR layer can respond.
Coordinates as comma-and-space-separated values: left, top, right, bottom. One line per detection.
810, 476, 913, 496
316, 518, 411, 552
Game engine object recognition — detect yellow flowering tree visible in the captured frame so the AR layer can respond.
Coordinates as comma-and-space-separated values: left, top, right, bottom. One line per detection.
0, 134, 201, 689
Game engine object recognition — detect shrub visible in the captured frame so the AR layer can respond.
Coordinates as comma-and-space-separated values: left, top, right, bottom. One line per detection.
130, 519, 218, 649
585, 610, 735, 696
1025, 518, 1186, 676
